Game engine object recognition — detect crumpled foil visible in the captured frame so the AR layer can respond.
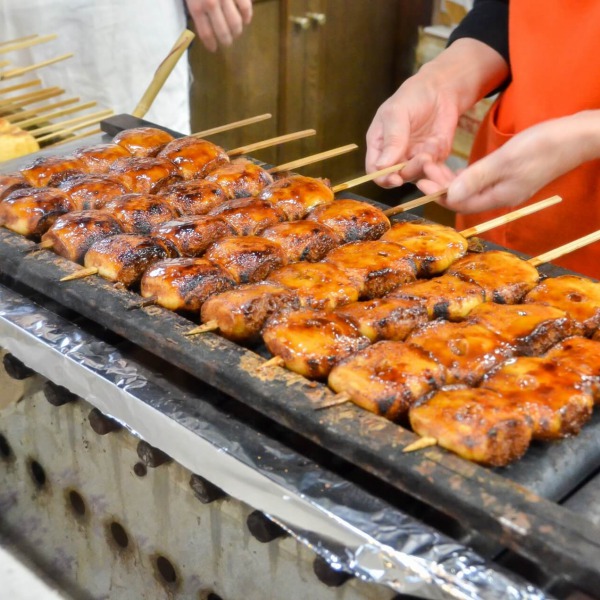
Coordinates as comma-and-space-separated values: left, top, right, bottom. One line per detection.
0, 283, 548, 600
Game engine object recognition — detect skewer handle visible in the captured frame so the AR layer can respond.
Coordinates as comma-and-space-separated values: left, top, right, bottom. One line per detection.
268, 144, 358, 174
192, 114, 272, 139
257, 356, 285, 370
35, 110, 113, 143
3, 97, 79, 123
459, 195, 562, 238
0, 34, 57, 55
184, 320, 219, 336
0, 78, 41, 95
383, 188, 448, 217
529, 229, 600, 267
314, 392, 351, 411
46, 127, 102, 148
331, 162, 407, 194
14, 101, 97, 129
227, 129, 316, 157
132, 29, 195, 118
60, 267, 98, 282
0, 54, 73, 80
402, 436, 437, 453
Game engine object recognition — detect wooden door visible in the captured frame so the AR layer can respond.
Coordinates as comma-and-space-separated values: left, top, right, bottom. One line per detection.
188, 0, 281, 166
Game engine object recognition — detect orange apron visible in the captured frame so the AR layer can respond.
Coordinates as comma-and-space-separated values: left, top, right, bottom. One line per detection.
455, 2, 600, 277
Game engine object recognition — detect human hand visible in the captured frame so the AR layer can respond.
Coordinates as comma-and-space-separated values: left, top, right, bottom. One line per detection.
440, 112, 600, 214
366, 39, 509, 189
186, 0, 253, 52
365, 75, 460, 189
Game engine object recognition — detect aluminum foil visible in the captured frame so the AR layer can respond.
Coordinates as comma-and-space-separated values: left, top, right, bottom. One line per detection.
0, 283, 549, 600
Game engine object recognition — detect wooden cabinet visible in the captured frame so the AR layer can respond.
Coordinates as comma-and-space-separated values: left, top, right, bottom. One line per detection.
189, 0, 432, 191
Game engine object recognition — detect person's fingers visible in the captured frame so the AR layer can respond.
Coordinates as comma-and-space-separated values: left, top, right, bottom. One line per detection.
206, 1, 235, 47
365, 118, 384, 174
235, 0, 253, 24
422, 161, 455, 187
416, 178, 446, 196
192, 10, 219, 52
220, 0, 245, 39
374, 110, 409, 170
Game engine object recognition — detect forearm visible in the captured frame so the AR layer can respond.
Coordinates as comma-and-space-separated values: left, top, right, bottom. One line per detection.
570, 110, 600, 165
415, 38, 509, 115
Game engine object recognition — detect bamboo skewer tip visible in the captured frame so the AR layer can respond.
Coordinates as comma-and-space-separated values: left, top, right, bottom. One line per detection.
402, 437, 438, 453
257, 356, 285, 370
184, 320, 219, 336
314, 392, 351, 411
332, 162, 408, 195
60, 267, 98, 282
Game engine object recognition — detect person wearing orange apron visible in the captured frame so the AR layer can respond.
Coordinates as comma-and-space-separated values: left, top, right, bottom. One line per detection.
366, 1, 600, 277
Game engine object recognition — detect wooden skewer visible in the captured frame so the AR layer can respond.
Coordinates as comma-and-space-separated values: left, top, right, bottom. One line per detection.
127, 296, 158, 311
0, 53, 74, 80
35, 110, 114, 143
402, 437, 438, 453
0, 78, 41, 96
268, 144, 358, 174
31, 108, 112, 138
184, 320, 219, 336
132, 29, 195, 118
3, 96, 79, 122
60, 267, 98, 282
45, 127, 102, 148
14, 100, 97, 128
528, 229, 600, 268
257, 356, 285, 370
192, 113, 273, 138
314, 393, 351, 411
227, 129, 317, 157
383, 188, 448, 217
0, 34, 58, 55
459, 195, 562, 238
0, 34, 39, 48
0, 88, 64, 112
0, 61, 10, 69
331, 162, 408, 194
0, 86, 64, 108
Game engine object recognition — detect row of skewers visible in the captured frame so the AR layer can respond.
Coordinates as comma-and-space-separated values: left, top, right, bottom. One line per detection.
2, 120, 600, 469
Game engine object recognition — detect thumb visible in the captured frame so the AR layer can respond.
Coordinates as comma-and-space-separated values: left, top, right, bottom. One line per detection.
446, 159, 495, 205
375, 120, 408, 170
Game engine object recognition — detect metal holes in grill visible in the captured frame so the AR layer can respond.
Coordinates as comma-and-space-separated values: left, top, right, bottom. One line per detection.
68, 489, 87, 517
28, 458, 47, 488
0, 433, 13, 460
155, 555, 178, 587
109, 521, 129, 549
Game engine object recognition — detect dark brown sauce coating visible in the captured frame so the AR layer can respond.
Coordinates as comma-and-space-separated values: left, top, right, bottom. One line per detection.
157, 136, 229, 179
84, 234, 173, 287
102, 194, 179, 234
263, 308, 370, 379
324, 240, 417, 299
204, 235, 287, 284
109, 157, 181, 194
328, 340, 446, 421
58, 175, 129, 210
200, 282, 300, 344
447, 250, 540, 304
306, 198, 390, 243
73, 143, 131, 174
20, 155, 87, 187
258, 175, 334, 220
208, 198, 286, 236
152, 215, 235, 257
41, 210, 123, 263
0, 187, 75, 237
157, 179, 228, 215
0, 173, 31, 200
140, 257, 236, 311
260, 220, 340, 262
205, 161, 274, 199
113, 127, 174, 157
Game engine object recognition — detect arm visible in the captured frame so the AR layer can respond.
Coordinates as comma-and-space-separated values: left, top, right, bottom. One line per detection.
365, 38, 509, 187
437, 110, 600, 213
186, 0, 253, 52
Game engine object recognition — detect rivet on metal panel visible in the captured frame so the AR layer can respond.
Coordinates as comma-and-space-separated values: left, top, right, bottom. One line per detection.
189, 473, 226, 504
2, 353, 34, 380
246, 510, 287, 543
43, 381, 78, 406
88, 408, 122, 435
313, 555, 352, 587
136, 440, 172, 468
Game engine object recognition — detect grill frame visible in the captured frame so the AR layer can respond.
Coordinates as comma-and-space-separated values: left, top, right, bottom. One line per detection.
1, 115, 599, 592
